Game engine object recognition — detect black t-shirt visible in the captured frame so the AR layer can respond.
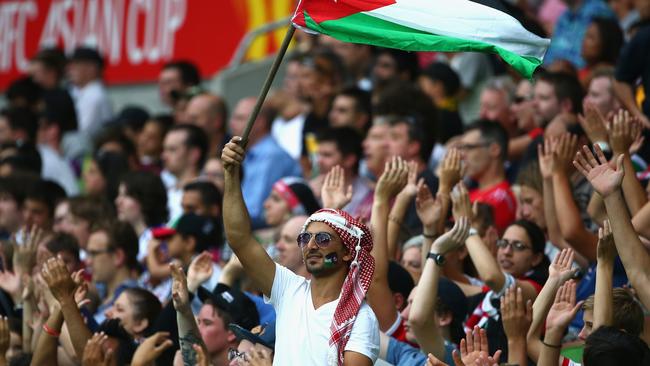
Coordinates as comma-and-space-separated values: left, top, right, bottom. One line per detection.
615, 22, 650, 116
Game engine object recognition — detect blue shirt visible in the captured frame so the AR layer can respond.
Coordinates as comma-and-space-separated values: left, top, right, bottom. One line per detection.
545, 0, 614, 68
241, 135, 302, 228
386, 337, 456, 366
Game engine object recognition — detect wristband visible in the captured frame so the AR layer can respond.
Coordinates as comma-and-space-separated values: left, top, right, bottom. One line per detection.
468, 228, 478, 237
528, 127, 544, 140
42, 323, 61, 337
541, 340, 561, 349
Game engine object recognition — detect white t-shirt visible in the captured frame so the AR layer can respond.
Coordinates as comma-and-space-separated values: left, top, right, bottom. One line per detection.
266, 263, 379, 365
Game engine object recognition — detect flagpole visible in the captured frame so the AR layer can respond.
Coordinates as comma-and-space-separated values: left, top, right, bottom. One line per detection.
240, 24, 296, 148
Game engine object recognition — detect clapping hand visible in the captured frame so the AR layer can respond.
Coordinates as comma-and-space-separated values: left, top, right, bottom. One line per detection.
453, 326, 502, 366
132, 332, 174, 366
432, 217, 470, 255
81, 332, 113, 366
451, 183, 473, 223
321, 165, 353, 210
553, 133, 578, 174
538, 138, 557, 180
439, 148, 462, 194
578, 102, 608, 144
397, 161, 420, 200
545, 281, 583, 335
187, 251, 214, 293
41, 257, 76, 304
501, 287, 532, 342
573, 144, 625, 197
548, 248, 579, 283
609, 109, 642, 155
13, 226, 42, 277
171, 262, 191, 314
597, 219, 617, 261
374, 156, 408, 203
415, 181, 449, 236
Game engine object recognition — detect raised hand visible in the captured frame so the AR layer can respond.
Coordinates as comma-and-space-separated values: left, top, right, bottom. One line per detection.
597, 219, 617, 261
132, 332, 174, 366
221, 136, 246, 172
41, 257, 76, 304
374, 156, 408, 203
501, 287, 532, 341
72, 269, 90, 308
13, 226, 42, 277
553, 133, 578, 174
81, 332, 113, 366
321, 165, 353, 210
439, 148, 462, 194
171, 262, 191, 314
454, 326, 502, 366
578, 102, 609, 144
397, 161, 419, 199
451, 183, 472, 222
573, 144, 624, 197
545, 281, 583, 334
247, 345, 274, 366
415, 181, 449, 235
538, 138, 557, 180
548, 248, 578, 283
432, 216, 470, 255
609, 109, 642, 155
187, 251, 214, 293
0, 267, 21, 299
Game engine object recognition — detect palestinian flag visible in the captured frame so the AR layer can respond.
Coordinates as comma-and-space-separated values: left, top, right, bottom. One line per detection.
292, 0, 550, 78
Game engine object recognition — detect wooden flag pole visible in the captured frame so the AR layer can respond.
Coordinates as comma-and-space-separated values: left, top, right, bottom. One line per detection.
239, 24, 296, 148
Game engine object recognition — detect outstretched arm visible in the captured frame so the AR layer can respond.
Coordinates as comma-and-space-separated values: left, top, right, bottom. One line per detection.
368, 157, 408, 331
410, 217, 470, 359
526, 249, 578, 362
454, 184, 537, 300
222, 137, 276, 296
609, 109, 647, 215
551, 133, 598, 262
171, 263, 207, 366
574, 144, 650, 308
538, 281, 583, 366
387, 161, 418, 260
593, 220, 616, 330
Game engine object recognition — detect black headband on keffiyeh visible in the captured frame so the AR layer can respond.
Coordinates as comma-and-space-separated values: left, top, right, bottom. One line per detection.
302, 208, 375, 365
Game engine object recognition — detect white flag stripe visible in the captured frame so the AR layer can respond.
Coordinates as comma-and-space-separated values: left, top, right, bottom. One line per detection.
366, 0, 550, 60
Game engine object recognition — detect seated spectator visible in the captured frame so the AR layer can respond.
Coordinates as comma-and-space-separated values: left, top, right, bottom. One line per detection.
579, 17, 624, 82
328, 87, 372, 134
201, 157, 225, 193
115, 171, 169, 262
82, 150, 130, 204
185, 93, 229, 157
87, 221, 140, 324
460, 121, 517, 233
104, 287, 162, 342
228, 320, 275, 364
273, 215, 309, 278
136, 114, 173, 174
22, 179, 66, 232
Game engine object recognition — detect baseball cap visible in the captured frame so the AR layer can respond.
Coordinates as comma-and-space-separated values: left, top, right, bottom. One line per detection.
198, 283, 260, 331
70, 46, 104, 68
151, 213, 219, 252
229, 321, 275, 349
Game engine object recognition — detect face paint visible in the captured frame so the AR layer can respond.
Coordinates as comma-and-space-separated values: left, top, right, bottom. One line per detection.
324, 252, 338, 268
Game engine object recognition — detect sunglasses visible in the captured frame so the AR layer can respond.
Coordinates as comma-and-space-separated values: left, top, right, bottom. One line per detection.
496, 239, 532, 252
297, 232, 333, 248
227, 348, 247, 362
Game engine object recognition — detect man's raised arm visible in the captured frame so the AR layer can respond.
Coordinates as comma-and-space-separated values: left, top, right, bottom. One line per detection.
221, 136, 276, 296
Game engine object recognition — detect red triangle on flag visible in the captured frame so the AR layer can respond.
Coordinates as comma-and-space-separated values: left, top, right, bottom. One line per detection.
293, 0, 396, 27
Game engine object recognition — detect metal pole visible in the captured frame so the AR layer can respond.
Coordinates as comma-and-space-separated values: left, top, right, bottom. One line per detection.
239, 24, 296, 148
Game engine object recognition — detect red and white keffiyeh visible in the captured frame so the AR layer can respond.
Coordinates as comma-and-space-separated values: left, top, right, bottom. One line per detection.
303, 208, 375, 366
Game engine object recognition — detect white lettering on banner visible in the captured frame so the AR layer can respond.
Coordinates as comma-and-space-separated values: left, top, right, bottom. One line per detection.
0, 1, 37, 72
1, 0, 187, 73
127, 0, 186, 64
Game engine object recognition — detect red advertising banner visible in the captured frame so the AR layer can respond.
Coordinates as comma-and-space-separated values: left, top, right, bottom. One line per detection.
0, 0, 294, 90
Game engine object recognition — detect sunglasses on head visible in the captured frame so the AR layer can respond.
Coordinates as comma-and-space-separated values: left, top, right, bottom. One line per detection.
297, 232, 333, 248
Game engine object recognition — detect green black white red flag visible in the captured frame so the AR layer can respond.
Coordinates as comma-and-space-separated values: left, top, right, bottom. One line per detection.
292, 0, 551, 78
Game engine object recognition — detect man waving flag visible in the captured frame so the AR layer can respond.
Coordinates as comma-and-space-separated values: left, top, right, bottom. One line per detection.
292, 0, 550, 78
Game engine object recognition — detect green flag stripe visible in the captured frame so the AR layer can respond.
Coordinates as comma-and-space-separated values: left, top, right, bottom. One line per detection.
304, 11, 542, 79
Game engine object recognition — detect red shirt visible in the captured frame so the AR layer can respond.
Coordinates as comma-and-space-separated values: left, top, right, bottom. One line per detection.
469, 181, 517, 234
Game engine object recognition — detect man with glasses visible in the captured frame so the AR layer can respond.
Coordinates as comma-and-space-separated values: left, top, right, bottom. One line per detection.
221, 136, 379, 365
86, 221, 140, 324
459, 120, 516, 233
